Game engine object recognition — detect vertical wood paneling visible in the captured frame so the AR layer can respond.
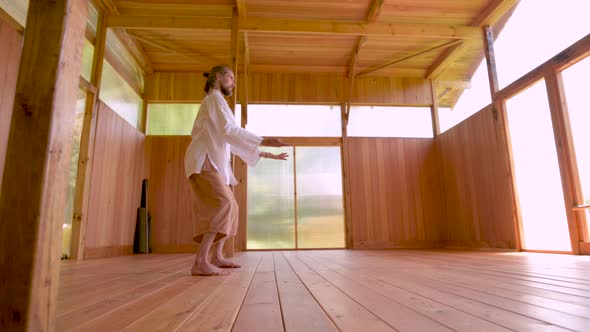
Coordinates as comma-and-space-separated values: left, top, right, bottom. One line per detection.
145, 71, 433, 106
0, 18, 22, 194
347, 137, 444, 249
147, 136, 200, 252
437, 107, 517, 249
84, 102, 145, 258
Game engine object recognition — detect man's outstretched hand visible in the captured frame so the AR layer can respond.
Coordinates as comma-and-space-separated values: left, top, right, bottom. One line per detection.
261, 152, 289, 160
261, 137, 290, 147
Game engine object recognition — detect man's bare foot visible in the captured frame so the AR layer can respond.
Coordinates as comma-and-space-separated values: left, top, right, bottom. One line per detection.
211, 256, 241, 268
191, 261, 230, 276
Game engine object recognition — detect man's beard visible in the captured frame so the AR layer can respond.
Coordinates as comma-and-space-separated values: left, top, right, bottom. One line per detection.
221, 85, 233, 97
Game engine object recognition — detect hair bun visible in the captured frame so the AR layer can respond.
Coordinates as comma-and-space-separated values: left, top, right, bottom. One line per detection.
203, 72, 209, 78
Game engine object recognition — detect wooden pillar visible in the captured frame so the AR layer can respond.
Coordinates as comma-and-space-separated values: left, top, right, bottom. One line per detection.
70, 12, 107, 260
341, 103, 354, 248
483, 25, 523, 250
429, 80, 441, 137
0, 0, 88, 330
545, 70, 585, 254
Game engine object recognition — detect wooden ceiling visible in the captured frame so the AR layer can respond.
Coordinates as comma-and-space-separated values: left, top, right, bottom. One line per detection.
104, 0, 519, 107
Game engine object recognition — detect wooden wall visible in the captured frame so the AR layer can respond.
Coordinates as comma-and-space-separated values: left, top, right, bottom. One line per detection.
347, 137, 444, 249
145, 71, 432, 105
437, 106, 517, 249
0, 18, 22, 194
84, 102, 145, 258
146, 136, 200, 252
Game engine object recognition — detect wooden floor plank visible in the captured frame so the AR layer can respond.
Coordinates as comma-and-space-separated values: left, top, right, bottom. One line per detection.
272, 252, 337, 332
55, 250, 590, 332
120, 254, 258, 332
176, 253, 263, 332
307, 251, 573, 332
232, 253, 284, 332
282, 252, 395, 332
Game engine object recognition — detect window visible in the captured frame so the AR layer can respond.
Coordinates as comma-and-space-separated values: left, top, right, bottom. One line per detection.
246, 104, 341, 137
99, 59, 142, 128
147, 104, 199, 135
348, 106, 433, 138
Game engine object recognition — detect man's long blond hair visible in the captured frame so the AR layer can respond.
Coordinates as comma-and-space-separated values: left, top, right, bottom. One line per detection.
203, 66, 232, 93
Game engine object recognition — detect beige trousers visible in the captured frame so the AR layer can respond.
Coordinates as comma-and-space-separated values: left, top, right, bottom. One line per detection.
188, 158, 238, 244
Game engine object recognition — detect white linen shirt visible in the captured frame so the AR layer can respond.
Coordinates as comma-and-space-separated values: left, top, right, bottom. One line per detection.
184, 90, 263, 185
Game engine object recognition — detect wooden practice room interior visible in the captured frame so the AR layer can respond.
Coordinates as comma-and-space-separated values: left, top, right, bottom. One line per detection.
1, 0, 590, 331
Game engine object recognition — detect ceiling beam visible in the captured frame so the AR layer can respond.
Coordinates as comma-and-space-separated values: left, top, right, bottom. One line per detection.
107, 15, 481, 39
236, 0, 247, 18
424, 41, 465, 80
127, 31, 223, 64
366, 0, 384, 22
357, 40, 463, 76
472, 0, 519, 26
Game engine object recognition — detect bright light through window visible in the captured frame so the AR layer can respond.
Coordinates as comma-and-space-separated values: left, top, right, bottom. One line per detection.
246, 105, 341, 137
348, 106, 433, 138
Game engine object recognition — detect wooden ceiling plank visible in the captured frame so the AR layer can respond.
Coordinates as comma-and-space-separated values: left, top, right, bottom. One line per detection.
127, 31, 222, 64
357, 40, 463, 76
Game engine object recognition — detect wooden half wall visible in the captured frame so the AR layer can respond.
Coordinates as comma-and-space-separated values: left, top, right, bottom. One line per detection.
83, 102, 145, 258
347, 137, 444, 249
0, 17, 22, 194
437, 106, 518, 249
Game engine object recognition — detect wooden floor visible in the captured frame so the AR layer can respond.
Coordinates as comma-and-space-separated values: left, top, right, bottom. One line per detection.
56, 250, 590, 331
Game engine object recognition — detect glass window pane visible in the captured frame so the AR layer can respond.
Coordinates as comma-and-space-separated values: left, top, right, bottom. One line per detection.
147, 104, 199, 135
63, 89, 87, 258
495, 0, 590, 88
80, 39, 94, 82
246, 105, 341, 137
0, 0, 28, 27
296, 147, 345, 248
506, 80, 571, 251
562, 55, 590, 234
439, 59, 491, 133
348, 106, 433, 138
247, 147, 295, 249
99, 59, 142, 128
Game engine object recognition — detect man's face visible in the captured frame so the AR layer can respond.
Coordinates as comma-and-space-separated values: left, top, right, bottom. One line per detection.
219, 71, 235, 97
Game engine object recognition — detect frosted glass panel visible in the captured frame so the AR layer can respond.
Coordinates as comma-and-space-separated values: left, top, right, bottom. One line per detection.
506, 80, 571, 251
562, 55, 590, 235
62, 90, 87, 258
99, 60, 142, 128
246, 105, 341, 137
348, 106, 433, 138
80, 39, 94, 82
247, 147, 295, 249
147, 104, 199, 135
296, 147, 345, 248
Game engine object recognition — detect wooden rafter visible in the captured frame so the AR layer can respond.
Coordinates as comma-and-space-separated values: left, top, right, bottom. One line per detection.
236, 0, 247, 18
472, 0, 519, 27
357, 40, 463, 77
127, 31, 222, 64
424, 41, 465, 80
107, 15, 481, 40
95, 0, 153, 76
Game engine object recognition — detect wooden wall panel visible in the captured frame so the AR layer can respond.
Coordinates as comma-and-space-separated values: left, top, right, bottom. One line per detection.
352, 76, 432, 106
347, 137, 444, 249
84, 102, 145, 258
145, 71, 432, 105
146, 136, 200, 252
437, 106, 517, 249
0, 18, 22, 194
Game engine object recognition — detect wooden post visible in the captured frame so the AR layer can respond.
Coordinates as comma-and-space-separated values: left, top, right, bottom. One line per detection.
70, 12, 107, 260
0, 0, 88, 330
429, 80, 441, 137
341, 103, 354, 248
545, 70, 585, 254
483, 25, 522, 250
